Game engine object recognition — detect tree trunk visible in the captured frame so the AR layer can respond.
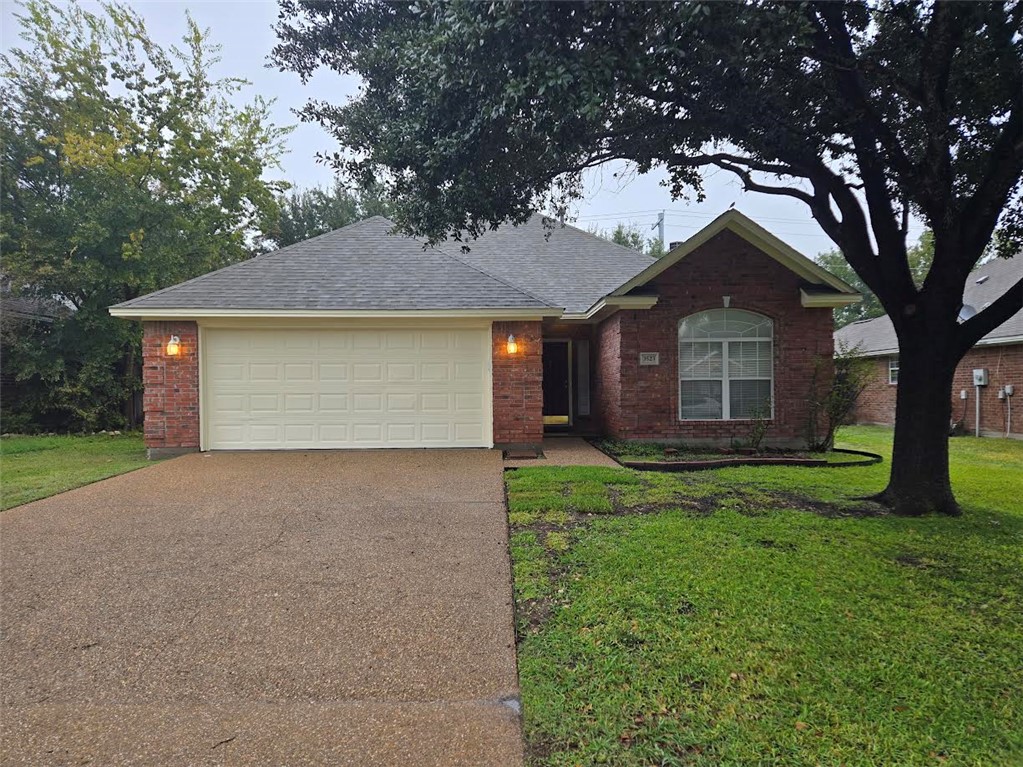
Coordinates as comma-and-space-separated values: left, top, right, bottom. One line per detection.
876, 339, 960, 516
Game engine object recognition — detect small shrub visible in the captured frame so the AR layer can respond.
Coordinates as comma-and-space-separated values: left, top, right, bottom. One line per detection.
805, 344, 873, 452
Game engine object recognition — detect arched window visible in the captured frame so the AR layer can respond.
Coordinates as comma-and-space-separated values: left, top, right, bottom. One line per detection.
678, 309, 773, 420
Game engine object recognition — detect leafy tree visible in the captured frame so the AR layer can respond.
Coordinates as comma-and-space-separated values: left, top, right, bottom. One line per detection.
820, 230, 935, 328
1, 0, 288, 431
274, 0, 1023, 516
267, 180, 393, 248
590, 222, 665, 257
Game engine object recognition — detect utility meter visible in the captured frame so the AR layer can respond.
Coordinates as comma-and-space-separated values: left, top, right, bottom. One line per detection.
972, 368, 989, 386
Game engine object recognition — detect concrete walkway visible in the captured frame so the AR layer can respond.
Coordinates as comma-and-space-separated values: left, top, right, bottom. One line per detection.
504, 437, 620, 468
1, 450, 522, 766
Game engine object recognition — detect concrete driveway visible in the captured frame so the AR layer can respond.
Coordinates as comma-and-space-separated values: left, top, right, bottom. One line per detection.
0, 450, 522, 766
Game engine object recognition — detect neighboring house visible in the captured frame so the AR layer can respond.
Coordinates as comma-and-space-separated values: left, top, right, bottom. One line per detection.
836, 257, 1022, 439
109, 210, 859, 457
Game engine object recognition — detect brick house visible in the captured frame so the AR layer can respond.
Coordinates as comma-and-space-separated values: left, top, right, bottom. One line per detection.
110, 210, 859, 457
836, 257, 1022, 439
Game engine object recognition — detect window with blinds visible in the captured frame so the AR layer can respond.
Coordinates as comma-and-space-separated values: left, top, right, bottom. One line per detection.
678, 309, 773, 420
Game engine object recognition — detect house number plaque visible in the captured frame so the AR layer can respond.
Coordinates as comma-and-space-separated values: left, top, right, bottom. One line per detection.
639, 352, 660, 366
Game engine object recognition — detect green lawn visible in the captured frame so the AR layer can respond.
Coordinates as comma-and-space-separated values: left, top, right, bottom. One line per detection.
507, 426, 1023, 766
1, 433, 151, 510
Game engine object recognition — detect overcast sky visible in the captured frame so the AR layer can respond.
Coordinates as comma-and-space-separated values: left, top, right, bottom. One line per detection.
1, 0, 927, 258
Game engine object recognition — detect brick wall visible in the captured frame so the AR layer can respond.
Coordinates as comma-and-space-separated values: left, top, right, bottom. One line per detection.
598, 230, 834, 447
852, 357, 898, 426
492, 320, 543, 446
142, 321, 200, 454
852, 343, 1023, 438
594, 315, 624, 436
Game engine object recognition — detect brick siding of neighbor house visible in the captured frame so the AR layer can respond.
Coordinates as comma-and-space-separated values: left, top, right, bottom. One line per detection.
492, 320, 544, 446
853, 344, 1023, 438
142, 321, 200, 456
596, 229, 835, 447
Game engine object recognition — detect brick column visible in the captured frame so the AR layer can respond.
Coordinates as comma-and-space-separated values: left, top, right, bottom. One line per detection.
142, 320, 200, 458
492, 320, 543, 447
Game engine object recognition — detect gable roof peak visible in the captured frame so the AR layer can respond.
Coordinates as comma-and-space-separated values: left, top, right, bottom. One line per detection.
610, 208, 858, 299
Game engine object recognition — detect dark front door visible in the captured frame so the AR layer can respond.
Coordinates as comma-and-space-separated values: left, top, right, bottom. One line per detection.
543, 340, 571, 426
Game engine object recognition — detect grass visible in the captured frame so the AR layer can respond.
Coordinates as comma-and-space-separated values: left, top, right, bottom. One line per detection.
507, 426, 1023, 766
1, 433, 151, 510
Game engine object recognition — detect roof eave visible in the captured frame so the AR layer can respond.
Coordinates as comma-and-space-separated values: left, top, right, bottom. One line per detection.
800, 288, 863, 308
561, 294, 660, 322
610, 209, 859, 298
108, 306, 564, 321
844, 332, 1023, 358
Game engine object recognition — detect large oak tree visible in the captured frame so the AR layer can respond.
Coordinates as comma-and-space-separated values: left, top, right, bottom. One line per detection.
273, 1, 1023, 515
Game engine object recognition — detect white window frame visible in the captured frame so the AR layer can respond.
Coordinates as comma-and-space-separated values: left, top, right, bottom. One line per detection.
678, 309, 774, 421
888, 356, 899, 385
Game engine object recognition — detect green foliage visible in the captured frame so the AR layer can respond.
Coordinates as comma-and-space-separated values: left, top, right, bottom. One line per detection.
507, 427, 1023, 765
0, 432, 151, 509
589, 222, 664, 257
1, 0, 288, 431
820, 231, 936, 328
805, 345, 875, 452
267, 179, 393, 248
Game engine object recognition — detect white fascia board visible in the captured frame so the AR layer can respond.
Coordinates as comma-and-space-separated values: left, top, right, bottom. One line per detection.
611, 209, 859, 298
800, 289, 863, 308
562, 295, 660, 322
109, 307, 563, 321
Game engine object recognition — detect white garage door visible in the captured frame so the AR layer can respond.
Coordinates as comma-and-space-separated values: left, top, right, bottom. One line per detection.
203, 327, 491, 449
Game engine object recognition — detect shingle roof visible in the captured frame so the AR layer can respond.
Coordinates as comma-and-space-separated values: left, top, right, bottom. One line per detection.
454, 215, 656, 314
835, 256, 1023, 355
111, 217, 554, 312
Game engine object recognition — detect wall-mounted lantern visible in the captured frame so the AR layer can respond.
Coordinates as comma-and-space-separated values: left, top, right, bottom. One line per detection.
166, 335, 181, 356
506, 334, 519, 355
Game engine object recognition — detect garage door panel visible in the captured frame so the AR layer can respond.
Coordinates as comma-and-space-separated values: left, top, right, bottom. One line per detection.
318, 424, 350, 442
353, 393, 383, 412
319, 394, 349, 412
420, 393, 450, 412
250, 424, 281, 444
352, 363, 382, 382
454, 422, 485, 442
318, 363, 349, 380
385, 332, 416, 350
284, 363, 314, 382
454, 362, 484, 382
420, 363, 450, 382
421, 423, 451, 442
386, 362, 417, 382
211, 424, 245, 446
250, 363, 280, 382
284, 424, 315, 443
386, 392, 418, 412
205, 327, 491, 449
284, 393, 315, 413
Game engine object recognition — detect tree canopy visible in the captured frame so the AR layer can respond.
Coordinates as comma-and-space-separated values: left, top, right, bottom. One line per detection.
590, 222, 666, 257
820, 231, 935, 328
267, 180, 393, 249
274, 0, 1023, 515
2, 0, 288, 430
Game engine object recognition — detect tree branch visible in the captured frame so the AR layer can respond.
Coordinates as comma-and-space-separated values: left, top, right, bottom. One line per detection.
955, 274, 1023, 356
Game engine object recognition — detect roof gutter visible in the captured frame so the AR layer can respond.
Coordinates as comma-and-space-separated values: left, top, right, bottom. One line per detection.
561, 295, 660, 322
800, 289, 863, 308
845, 333, 1023, 358
108, 307, 564, 321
